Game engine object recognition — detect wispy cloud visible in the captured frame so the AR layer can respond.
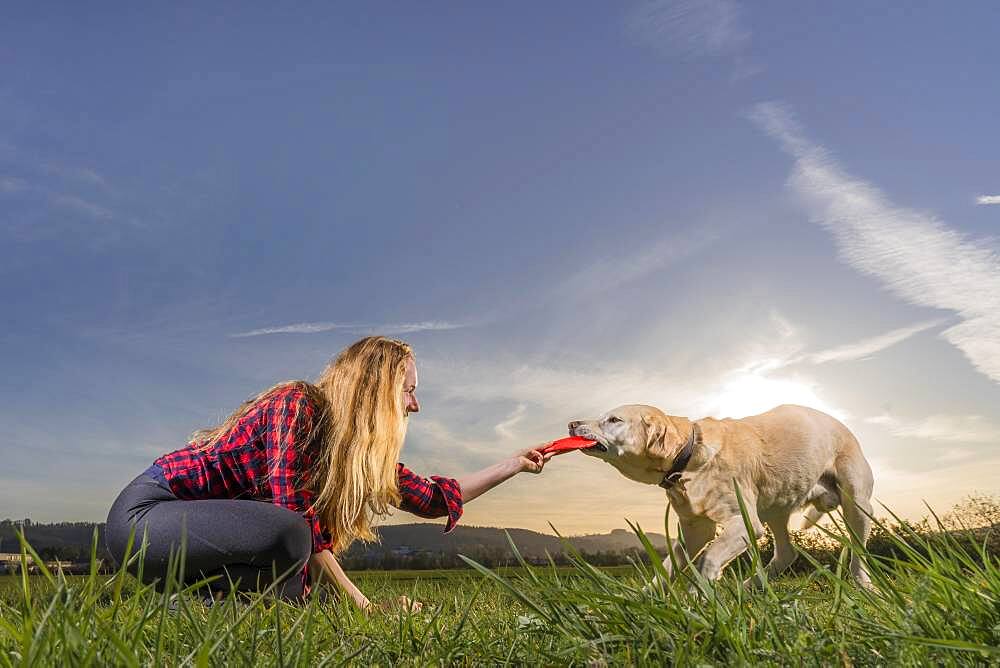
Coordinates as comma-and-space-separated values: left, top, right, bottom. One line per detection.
42, 163, 110, 189
755, 313, 946, 371
866, 413, 1000, 445
0, 150, 142, 246
427, 358, 700, 420
230, 320, 465, 338
384, 321, 466, 334
750, 102, 1000, 384
545, 226, 718, 304
803, 318, 947, 365
977, 195, 1000, 205
0, 176, 29, 193
51, 194, 115, 221
494, 403, 527, 441
626, 0, 750, 58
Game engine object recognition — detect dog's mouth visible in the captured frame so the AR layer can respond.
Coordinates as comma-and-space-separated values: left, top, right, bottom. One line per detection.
570, 428, 609, 453
569, 425, 608, 452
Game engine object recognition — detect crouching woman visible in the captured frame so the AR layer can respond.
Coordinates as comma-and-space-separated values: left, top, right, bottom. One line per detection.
105, 336, 548, 610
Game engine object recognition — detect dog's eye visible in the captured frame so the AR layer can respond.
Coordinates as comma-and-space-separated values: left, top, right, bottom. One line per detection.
607, 416, 623, 424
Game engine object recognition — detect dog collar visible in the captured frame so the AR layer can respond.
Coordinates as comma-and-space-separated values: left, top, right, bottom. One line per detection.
658, 422, 701, 490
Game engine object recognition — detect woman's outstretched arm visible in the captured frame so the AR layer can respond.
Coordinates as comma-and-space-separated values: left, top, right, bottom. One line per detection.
457, 446, 552, 503
309, 550, 370, 609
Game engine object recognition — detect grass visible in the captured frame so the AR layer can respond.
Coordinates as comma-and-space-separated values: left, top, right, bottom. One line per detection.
1, 505, 999, 666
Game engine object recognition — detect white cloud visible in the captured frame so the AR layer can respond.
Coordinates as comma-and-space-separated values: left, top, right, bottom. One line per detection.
804, 318, 947, 365
384, 321, 466, 334
751, 102, 1000, 384
753, 313, 945, 371
404, 418, 496, 470
42, 163, 109, 189
230, 320, 465, 338
545, 227, 718, 304
231, 322, 357, 337
865, 455, 1000, 521
51, 194, 114, 221
0, 152, 139, 244
0, 176, 29, 193
429, 360, 700, 419
865, 413, 1000, 445
626, 0, 750, 58
427, 344, 846, 426
937, 447, 976, 463
976, 195, 1000, 205
494, 403, 527, 441
866, 457, 938, 497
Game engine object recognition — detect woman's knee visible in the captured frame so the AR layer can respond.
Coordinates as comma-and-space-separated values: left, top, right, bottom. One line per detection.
268, 516, 312, 571
105, 493, 137, 569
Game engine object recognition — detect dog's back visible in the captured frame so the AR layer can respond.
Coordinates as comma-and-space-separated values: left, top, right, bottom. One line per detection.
719, 405, 872, 520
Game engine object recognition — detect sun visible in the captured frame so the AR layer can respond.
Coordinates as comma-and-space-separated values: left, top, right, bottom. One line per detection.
705, 369, 847, 421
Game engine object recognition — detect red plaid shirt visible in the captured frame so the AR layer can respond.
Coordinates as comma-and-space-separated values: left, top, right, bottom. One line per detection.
154, 386, 463, 554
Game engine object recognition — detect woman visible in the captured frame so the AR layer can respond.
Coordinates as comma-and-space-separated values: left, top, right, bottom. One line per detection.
105, 336, 551, 610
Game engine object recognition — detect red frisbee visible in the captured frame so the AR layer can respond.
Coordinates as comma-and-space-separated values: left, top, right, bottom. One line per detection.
539, 436, 597, 455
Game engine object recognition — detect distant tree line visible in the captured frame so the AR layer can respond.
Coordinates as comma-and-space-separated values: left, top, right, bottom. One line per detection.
3, 494, 997, 574
337, 546, 651, 571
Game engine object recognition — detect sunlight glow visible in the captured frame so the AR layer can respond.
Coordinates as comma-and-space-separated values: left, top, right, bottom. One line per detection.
702, 368, 847, 421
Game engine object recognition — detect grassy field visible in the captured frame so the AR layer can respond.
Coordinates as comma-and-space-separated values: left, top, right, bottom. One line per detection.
1, 513, 999, 667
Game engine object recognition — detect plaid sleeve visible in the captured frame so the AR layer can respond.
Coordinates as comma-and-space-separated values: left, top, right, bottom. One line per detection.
266, 389, 332, 554
395, 463, 464, 532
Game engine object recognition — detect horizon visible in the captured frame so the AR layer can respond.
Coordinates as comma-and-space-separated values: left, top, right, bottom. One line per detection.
2, 2, 998, 535
1, 517, 659, 538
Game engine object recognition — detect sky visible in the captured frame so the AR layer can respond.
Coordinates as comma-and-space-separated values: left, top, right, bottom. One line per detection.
2, 2, 998, 535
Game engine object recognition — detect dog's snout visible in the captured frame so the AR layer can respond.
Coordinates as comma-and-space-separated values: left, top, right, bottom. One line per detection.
568, 420, 583, 434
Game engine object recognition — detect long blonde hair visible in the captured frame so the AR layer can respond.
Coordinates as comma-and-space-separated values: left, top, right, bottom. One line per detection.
188, 336, 413, 554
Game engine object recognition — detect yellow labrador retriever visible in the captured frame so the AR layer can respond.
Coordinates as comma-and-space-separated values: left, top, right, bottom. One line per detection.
569, 404, 874, 587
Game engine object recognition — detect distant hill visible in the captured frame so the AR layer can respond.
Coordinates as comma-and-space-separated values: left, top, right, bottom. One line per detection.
347, 524, 667, 558
0, 521, 105, 560
1, 519, 666, 565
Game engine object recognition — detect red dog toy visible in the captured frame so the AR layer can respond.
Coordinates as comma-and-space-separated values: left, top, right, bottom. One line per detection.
539, 435, 597, 455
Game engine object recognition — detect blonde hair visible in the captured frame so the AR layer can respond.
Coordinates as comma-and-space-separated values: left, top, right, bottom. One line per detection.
188, 336, 413, 554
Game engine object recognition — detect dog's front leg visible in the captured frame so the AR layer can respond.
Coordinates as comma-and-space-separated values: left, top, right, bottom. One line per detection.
663, 517, 717, 577
693, 514, 763, 583
645, 517, 716, 593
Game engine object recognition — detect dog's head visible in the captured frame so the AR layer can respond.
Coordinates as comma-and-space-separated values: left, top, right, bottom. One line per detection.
568, 405, 692, 484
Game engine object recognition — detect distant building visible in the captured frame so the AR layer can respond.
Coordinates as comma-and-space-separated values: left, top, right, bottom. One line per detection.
0, 552, 25, 574
0, 552, 100, 575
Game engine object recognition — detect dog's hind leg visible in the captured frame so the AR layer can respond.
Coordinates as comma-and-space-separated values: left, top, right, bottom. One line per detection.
836, 454, 875, 589
764, 515, 797, 577
841, 495, 874, 588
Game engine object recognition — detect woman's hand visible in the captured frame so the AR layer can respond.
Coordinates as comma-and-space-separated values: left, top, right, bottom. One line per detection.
372, 595, 423, 614
310, 551, 373, 611
457, 444, 555, 503
512, 445, 555, 474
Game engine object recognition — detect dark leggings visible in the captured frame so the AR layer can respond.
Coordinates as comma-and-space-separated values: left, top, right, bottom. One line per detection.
105, 468, 312, 601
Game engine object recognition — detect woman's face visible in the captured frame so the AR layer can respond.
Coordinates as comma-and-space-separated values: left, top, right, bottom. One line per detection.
402, 356, 420, 415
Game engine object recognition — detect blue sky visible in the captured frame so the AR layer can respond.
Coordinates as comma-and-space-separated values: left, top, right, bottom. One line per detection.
2, 2, 998, 533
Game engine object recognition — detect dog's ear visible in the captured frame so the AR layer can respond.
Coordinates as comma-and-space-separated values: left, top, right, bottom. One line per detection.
642, 413, 667, 455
